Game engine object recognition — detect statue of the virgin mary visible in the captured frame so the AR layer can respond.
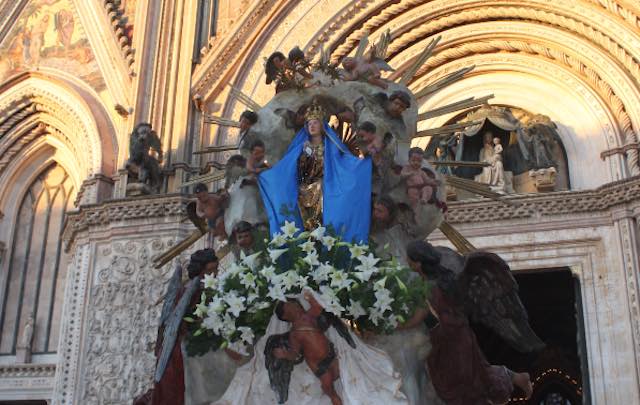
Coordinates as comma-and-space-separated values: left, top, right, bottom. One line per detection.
258, 103, 372, 243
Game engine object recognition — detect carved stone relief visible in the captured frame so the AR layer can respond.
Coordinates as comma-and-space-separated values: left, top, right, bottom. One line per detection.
78, 238, 175, 404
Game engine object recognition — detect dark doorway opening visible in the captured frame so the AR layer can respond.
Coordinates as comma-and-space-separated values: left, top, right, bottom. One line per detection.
472, 268, 589, 404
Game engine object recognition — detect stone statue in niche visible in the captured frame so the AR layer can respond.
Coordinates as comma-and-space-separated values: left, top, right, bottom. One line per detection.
16, 314, 34, 363
126, 123, 163, 195
476, 131, 506, 192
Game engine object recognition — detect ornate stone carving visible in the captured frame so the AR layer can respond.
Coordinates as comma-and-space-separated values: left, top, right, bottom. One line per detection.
62, 195, 187, 249
528, 168, 557, 192
79, 239, 174, 404
445, 176, 640, 224
101, 0, 135, 74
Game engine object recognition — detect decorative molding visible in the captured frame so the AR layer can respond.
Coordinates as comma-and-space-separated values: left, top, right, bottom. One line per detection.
0, 364, 56, 378
51, 243, 91, 405
445, 176, 640, 224
102, 0, 136, 75
62, 194, 187, 249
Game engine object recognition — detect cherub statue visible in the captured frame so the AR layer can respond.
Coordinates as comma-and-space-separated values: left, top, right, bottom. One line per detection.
265, 46, 313, 93
401, 147, 440, 207
190, 182, 229, 239
265, 290, 356, 405
340, 30, 394, 89
126, 123, 163, 193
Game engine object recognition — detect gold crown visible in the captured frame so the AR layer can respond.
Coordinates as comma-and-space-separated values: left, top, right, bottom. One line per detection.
304, 102, 325, 122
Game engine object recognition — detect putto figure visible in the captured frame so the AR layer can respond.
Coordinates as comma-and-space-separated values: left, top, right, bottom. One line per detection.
126, 123, 163, 194
266, 290, 353, 405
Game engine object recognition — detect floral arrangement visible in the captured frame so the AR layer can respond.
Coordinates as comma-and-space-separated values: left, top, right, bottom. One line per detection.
186, 222, 429, 356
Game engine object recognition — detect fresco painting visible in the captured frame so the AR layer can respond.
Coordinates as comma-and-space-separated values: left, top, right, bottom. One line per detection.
0, 0, 105, 91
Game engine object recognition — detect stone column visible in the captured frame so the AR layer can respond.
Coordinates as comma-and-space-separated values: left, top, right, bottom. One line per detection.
612, 207, 640, 399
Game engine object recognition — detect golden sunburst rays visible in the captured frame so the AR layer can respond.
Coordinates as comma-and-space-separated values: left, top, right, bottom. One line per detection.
228, 83, 262, 112
398, 35, 442, 86
418, 95, 494, 121
414, 65, 476, 99
438, 220, 476, 254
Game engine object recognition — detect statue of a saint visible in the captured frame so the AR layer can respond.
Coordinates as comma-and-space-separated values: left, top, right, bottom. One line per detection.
477, 132, 506, 192
258, 102, 373, 242
297, 106, 325, 229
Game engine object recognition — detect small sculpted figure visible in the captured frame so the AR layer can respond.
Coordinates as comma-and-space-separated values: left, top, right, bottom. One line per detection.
194, 183, 228, 238
356, 121, 383, 163
269, 291, 344, 405
341, 52, 393, 89
238, 110, 258, 147
245, 139, 271, 178
401, 147, 439, 207
224, 154, 248, 189
232, 220, 255, 261
384, 90, 411, 119
126, 123, 164, 193
265, 47, 313, 93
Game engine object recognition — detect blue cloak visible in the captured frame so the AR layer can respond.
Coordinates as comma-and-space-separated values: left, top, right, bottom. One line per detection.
258, 123, 372, 243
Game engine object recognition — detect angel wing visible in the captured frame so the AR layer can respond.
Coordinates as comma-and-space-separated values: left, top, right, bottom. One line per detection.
372, 29, 392, 61
371, 58, 395, 72
158, 263, 183, 327
154, 276, 200, 383
186, 201, 207, 232
264, 332, 302, 404
317, 311, 356, 349
457, 252, 545, 353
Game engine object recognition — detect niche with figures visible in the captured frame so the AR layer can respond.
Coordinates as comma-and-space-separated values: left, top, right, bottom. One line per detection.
426, 105, 570, 199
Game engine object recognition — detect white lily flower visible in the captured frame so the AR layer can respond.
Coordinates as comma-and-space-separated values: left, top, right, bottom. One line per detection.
241, 251, 262, 270
270, 232, 287, 247
348, 244, 368, 259
312, 262, 334, 283
226, 261, 245, 276
260, 265, 277, 280
353, 268, 376, 282
240, 272, 257, 289
302, 250, 320, 267
207, 297, 225, 314
221, 313, 236, 339
325, 300, 345, 316
321, 235, 336, 250
310, 226, 326, 240
267, 283, 286, 301
369, 306, 384, 326
281, 221, 299, 239
300, 240, 316, 254
400, 303, 409, 314
194, 301, 209, 318
224, 292, 247, 317
268, 247, 288, 262
373, 288, 394, 313
347, 299, 367, 318
281, 270, 302, 290
237, 326, 255, 345
202, 312, 222, 333
373, 276, 387, 291
355, 253, 380, 273
330, 270, 355, 291
202, 273, 218, 290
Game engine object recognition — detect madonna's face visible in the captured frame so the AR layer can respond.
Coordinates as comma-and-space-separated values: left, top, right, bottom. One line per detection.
307, 119, 322, 137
